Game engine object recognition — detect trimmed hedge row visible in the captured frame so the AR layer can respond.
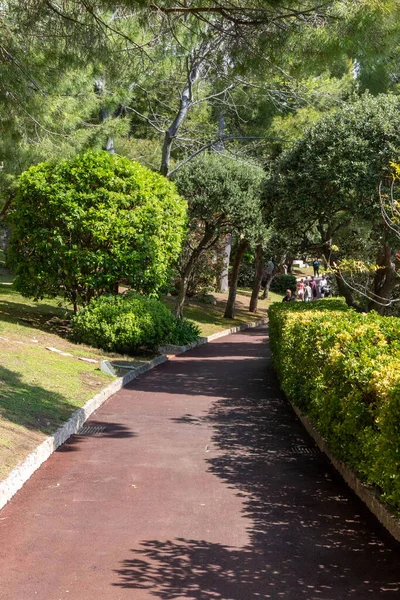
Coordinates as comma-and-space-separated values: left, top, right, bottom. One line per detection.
268, 298, 400, 513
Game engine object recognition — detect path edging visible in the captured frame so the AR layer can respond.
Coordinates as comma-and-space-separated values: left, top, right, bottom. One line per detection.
0, 317, 266, 511
292, 404, 400, 543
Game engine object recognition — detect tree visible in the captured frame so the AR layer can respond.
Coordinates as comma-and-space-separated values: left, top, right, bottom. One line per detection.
223, 204, 268, 319
2, 0, 400, 193
8, 151, 186, 311
248, 228, 299, 311
266, 93, 400, 312
173, 153, 264, 318
380, 164, 400, 244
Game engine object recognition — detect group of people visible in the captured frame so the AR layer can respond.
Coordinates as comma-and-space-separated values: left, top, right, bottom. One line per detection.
283, 274, 332, 303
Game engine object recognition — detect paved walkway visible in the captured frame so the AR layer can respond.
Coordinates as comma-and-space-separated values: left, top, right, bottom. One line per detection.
1, 326, 399, 599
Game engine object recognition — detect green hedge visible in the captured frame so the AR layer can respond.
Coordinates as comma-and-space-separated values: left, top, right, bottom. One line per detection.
71, 293, 200, 353
268, 298, 400, 513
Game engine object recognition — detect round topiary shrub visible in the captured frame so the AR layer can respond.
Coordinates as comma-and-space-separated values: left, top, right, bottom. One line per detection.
71, 293, 200, 353
9, 151, 187, 311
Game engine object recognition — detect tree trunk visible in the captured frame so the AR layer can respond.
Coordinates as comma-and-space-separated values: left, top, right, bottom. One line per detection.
174, 270, 191, 320
71, 289, 78, 314
213, 110, 225, 151
335, 273, 359, 309
95, 77, 114, 154
262, 275, 275, 299
105, 137, 115, 154
161, 55, 205, 176
224, 239, 248, 319
368, 243, 396, 314
216, 234, 231, 292
322, 247, 359, 309
249, 243, 264, 313
174, 225, 218, 319
286, 256, 294, 274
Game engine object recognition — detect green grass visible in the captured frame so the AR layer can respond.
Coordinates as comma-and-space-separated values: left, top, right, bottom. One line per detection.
164, 289, 281, 337
0, 264, 281, 479
0, 278, 143, 477
0, 250, 13, 284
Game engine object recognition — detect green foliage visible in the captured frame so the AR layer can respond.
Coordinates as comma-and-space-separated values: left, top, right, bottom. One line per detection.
2, 0, 400, 198
238, 262, 256, 288
270, 274, 297, 294
173, 233, 225, 296
71, 292, 200, 353
167, 318, 202, 346
9, 151, 187, 307
266, 93, 400, 309
268, 299, 400, 512
172, 153, 266, 316
269, 93, 400, 230
186, 250, 220, 296
175, 153, 266, 241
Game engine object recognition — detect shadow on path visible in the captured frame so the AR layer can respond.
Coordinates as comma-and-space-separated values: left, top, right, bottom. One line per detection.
57, 420, 137, 452
114, 327, 400, 599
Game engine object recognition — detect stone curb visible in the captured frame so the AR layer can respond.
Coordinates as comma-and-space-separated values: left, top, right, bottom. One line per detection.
291, 404, 400, 543
0, 317, 267, 511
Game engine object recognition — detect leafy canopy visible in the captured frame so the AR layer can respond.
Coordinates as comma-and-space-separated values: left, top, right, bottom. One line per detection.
9, 151, 187, 308
174, 152, 266, 241
267, 93, 400, 235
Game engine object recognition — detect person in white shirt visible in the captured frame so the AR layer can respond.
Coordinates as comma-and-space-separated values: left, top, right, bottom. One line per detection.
304, 281, 312, 302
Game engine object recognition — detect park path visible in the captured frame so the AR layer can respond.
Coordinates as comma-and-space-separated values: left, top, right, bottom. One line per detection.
1, 326, 399, 600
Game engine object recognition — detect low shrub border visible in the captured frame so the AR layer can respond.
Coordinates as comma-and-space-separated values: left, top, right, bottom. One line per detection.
71, 293, 201, 353
268, 299, 400, 524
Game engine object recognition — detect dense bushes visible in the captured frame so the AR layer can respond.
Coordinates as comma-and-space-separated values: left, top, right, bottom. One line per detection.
270, 274, 297, 294
238, 262, 256, 288
268, 299, 400, 513
71, 293, 200, 353
167, 317, 201, 346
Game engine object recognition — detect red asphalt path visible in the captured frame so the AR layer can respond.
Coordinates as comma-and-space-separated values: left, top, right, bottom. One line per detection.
1, 326, 400, 600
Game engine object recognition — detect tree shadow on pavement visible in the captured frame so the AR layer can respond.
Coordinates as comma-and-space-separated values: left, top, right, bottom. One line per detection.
114, 327, 400, 599
57, 420, 137, 452
126, 327, 271, 402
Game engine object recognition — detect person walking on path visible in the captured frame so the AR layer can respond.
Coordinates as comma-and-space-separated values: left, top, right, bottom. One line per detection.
304, 279, 312, 302
319, 275, 329, 298
297, 278, 305, 301
313, 258, 320, 276
310, 276, 318, 300
322, 273, 333, 297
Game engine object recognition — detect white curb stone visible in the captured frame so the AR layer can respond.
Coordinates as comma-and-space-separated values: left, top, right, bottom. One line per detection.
0, 318, 267, 511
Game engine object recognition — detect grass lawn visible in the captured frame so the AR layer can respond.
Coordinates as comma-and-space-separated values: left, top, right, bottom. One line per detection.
173, 289, 281, 337
0, 259, 281, 480
292, 266, 314, 278
0, 285, 137, 478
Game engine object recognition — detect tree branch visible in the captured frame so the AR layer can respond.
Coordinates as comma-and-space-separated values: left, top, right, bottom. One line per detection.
168, 135, 283, 177
125, 105, 165, 133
